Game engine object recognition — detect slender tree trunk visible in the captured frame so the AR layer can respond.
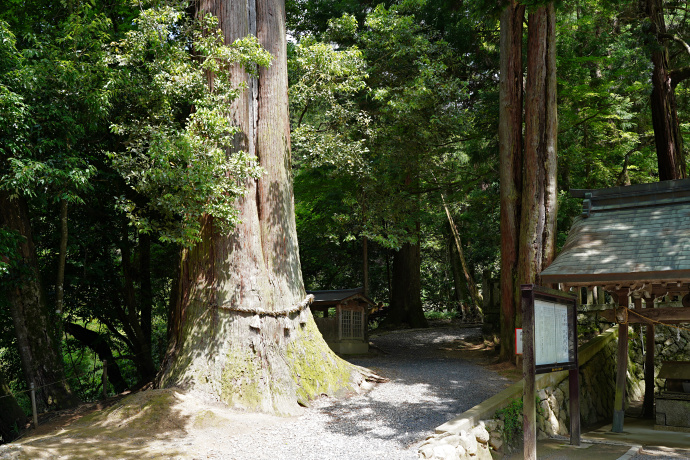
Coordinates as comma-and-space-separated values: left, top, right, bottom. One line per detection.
447, 228, 468, 316
54, 198, 68, 382
158, 0, 366, 414
139, 232, 152, 355
55, 199, 68, 316
440, 196, 482, 316
0, 370, 26, 443
0, 192, 78, 410
498, 0, 524, 361
387, 241, 428, 328
518, 4, 558, 293
645, 0, 686, 180
119, 228, 156, 383
363, 236, 369, 297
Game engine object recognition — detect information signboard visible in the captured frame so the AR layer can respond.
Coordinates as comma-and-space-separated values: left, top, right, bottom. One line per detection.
521, 284, 580, 458
522, 286, 577, 374
534, 299, 572, 370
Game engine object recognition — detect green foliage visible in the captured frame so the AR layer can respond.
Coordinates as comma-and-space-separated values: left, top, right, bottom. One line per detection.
424, 309, 460, 321
557, 0, 661, 189
289, 32, 370, 174
107, 6, 271, 245
496, 397, 523, 447
291, 0, 499, 308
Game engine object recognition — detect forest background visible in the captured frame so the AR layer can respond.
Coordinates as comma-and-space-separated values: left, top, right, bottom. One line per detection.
1, 0, 689, 442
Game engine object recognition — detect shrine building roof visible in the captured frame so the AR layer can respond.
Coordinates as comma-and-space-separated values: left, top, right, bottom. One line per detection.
540, 178, 690, 289
306, 288, 375, 307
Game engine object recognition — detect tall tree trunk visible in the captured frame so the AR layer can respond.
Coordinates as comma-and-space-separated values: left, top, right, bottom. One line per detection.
55, 199, 68, 316
0, 370, 26, 443
387, 241, 428, 328
645, 0, 686, 180
498, 2, 558, 361
498, 0, 524, 361
518, 3, 558, 291
54, 198, 68, 384
447, 227, 468, 316
139, 232, 152, 359
441, 197, 482, 316
0, 192, 78, 410
157, 0, 366, 415
363, 236, 369, 297
119, 228, 156, 383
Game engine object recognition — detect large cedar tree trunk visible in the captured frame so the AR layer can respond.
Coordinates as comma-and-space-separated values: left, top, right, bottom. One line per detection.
498, 2, 558, 360
518, 4, 558, 289
387, 242, 428, 328
157, 0, 365, 415
645, 0, 686, 180
0, 192, 78, 410
498, 0, 524, 360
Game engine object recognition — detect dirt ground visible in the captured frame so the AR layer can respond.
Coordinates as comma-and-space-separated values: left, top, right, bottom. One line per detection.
0, 328, 520, 460
1, 388, 297, 459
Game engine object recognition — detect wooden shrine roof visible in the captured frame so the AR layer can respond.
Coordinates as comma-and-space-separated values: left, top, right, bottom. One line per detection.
540, 179, 690, 289
307, 288, 375, 307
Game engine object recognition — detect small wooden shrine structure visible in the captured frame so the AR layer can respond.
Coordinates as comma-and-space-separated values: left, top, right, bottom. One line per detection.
540, 178, 690, 432
308, 288, 374, 354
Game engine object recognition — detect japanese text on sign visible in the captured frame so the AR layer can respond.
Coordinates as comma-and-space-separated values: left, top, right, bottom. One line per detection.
534, 299, 570, 366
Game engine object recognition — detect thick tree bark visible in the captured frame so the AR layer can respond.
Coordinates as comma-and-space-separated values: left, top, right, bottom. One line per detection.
0, 371, 26, 443
64, 322, 128, 393
518, 4, 558, 291
498, 0, 524, 361
645, 0, 686, 180
0, 192, 78, 410
498, 2, 557, 361
158, 0, 366, 415
387, 242, 428, 328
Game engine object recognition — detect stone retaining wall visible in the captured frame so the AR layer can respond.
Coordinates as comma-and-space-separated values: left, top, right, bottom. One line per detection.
419, 327, 624, 459
420, 322, 690, 459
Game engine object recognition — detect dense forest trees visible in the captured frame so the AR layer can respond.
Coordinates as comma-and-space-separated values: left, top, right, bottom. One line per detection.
1, 0, 690, 441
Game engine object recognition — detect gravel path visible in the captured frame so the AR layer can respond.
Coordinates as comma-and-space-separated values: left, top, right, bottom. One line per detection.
630, 447, 690, 460
223, 326, 512, 460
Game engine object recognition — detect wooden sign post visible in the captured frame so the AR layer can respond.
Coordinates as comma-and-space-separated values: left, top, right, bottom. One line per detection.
521, 285, 580, 460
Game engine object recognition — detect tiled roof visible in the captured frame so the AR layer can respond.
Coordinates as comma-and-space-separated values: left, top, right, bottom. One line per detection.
540, 179, 690, 286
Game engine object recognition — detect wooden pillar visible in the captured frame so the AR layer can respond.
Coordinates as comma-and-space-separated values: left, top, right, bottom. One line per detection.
569, 368, 581, 445
521, 287, 536, 460
569, 286, 581, 446
612, 290, 629, 432
643, 295, 656, 418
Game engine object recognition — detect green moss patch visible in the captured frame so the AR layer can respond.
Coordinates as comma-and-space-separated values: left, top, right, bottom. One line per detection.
220, 345, 264, 411
287, 319, 355, 405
